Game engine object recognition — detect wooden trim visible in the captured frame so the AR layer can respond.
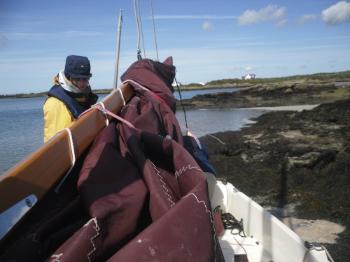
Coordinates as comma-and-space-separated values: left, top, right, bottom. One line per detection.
0, 84, 134, 213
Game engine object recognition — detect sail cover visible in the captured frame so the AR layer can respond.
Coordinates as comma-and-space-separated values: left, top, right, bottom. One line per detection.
49, 57, 224, 262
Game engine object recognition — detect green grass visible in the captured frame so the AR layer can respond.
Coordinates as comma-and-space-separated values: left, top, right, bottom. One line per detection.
202, 70, 350, 87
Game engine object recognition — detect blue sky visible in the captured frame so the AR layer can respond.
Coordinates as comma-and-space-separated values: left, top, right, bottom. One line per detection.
0, 0, 350, 94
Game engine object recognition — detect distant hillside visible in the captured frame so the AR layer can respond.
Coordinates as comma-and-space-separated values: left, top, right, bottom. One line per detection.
0, 92, 48, 99
1, 70, 349, 98
0, 89, 112, 99
181, 70, 350, 89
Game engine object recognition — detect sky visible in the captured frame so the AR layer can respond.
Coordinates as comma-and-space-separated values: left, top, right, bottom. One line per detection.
0, 0, 350, 94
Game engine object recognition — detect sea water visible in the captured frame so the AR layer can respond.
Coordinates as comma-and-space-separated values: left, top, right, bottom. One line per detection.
0, 88, 267, 174
0, 97, 45, 174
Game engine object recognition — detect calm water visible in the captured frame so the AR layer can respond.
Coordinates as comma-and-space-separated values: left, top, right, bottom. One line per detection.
0, 97, 45, 174
0, 88, 266, 174
174, 87, 240, 99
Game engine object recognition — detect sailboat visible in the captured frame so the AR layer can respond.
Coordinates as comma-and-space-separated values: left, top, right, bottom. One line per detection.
0, 3, 333, 261
0, 59, 333, 261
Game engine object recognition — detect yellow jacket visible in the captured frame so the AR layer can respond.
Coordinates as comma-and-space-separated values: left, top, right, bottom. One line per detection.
43, 97, 74, 142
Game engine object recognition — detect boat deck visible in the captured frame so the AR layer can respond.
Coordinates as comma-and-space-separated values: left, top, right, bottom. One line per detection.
219, 230, 272, 262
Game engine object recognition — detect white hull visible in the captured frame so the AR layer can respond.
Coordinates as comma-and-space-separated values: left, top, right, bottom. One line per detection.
210, 181, 331, 262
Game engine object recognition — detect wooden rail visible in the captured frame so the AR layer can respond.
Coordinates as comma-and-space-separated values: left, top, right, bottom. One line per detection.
0, 84, 134, 213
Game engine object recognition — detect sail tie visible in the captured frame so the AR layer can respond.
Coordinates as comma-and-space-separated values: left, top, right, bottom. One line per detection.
93, 103, 135, 129
94, 102, 109, 126
117, 88, 126, 106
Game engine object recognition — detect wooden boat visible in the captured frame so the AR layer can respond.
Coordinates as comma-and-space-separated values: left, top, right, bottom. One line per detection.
0, 82, 332, 261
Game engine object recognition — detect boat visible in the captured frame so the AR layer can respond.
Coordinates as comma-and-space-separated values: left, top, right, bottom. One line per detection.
0, 3, 334, 260
0, 56, 333, 261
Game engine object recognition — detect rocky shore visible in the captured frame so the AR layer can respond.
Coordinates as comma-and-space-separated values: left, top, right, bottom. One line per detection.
180, 81, 350, 109
200, 98, 350, 261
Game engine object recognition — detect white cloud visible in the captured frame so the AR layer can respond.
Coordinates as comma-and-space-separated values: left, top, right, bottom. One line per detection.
202, 21, 214, 32
298, 14, 317, 24
237, 5, 286, 25
322, 1, 350, 25
276, 19, 288, 27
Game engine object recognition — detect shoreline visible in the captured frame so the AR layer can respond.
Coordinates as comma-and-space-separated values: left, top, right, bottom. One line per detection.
180, 81, 350, 109
2, 70, 349, 99
246, 104, 319, 112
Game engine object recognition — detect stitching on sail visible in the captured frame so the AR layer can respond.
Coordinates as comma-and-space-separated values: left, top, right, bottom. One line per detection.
174, 164, 202, 178
184, 192, 217, 261
150, 161, 176, 207
84, 217, 101, 262
51, 253, 63, 262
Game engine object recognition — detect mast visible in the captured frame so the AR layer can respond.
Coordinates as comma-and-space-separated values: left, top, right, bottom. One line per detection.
113, 9, 123, 89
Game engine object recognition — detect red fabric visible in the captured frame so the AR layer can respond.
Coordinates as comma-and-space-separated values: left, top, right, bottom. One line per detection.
121, 58, 177, 112
49, 58, 224, 261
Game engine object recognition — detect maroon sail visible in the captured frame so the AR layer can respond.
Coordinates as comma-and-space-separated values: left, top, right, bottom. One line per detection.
49, 57, 224, 262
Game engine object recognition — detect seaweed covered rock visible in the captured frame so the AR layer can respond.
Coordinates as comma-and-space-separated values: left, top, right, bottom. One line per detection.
201, 98, 350, 261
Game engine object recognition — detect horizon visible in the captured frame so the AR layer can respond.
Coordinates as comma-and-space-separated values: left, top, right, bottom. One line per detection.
1, 0, 350, 95
1, 68, 349, 96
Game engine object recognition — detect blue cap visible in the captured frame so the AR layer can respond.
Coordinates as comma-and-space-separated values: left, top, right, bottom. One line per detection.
64, 55, 92, 79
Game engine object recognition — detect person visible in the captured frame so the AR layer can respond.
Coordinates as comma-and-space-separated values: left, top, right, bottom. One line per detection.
43, 55, 98, 142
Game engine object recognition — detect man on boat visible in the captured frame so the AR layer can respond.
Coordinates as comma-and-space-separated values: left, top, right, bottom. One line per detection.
43, 55, 98, 142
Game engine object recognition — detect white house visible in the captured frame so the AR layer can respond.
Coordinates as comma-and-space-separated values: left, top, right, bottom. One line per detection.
242, 73, 256, 80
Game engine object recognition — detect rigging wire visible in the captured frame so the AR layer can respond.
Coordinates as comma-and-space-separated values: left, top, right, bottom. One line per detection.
113, 9, 123, 89
175, 78, 226, 145
133, 0, 146, 60
138, 0, 146, 58
150, 0, 159, 61
133, 0, 142, 60
133, 1, 224, 146
174, 77, 189, 131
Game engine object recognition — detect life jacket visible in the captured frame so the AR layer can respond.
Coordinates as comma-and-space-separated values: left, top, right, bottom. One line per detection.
47, 85, 98, 119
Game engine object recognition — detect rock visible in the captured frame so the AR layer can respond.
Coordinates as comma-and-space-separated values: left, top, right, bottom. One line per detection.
282, 218, 345, 244
285, 88, 293, 94
288, 152, 321, 168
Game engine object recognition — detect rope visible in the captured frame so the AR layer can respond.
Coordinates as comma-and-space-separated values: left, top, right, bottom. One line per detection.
323, 246, 335, 262
206, 134, 226, 145
117, 88, 126, 106
221, 210, 246, 237
55, 128, 76, 193
93, 104, 135, 129
215, 206, 248, 256
186, 129, 202, 149
178, 120, 226, 146
303, 242, 335, 262
95, 102, 109, 126
150, 0, 159, 61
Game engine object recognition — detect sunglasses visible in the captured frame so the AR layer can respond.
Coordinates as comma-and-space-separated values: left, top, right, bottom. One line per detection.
71, 77, 90, 82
